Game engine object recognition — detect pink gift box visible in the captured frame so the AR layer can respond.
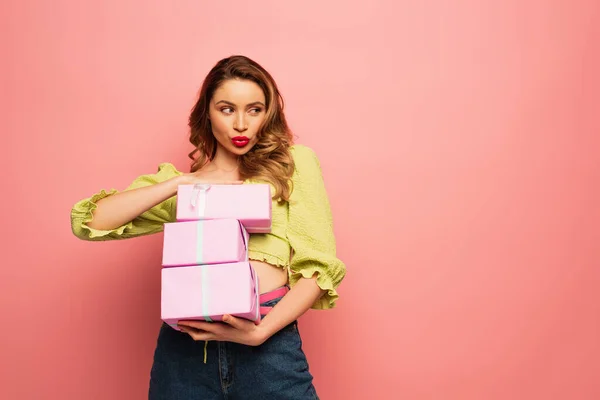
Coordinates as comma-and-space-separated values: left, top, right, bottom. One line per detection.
161, 261, 260, 330
176, 184, 272, 233
162, 219, 248, 267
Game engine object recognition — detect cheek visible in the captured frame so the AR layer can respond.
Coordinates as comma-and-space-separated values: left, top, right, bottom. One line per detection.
210, 116, 229, 135
250, 116, 266, 131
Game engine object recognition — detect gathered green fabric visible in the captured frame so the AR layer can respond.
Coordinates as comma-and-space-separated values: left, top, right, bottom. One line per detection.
71, 145, 346, 309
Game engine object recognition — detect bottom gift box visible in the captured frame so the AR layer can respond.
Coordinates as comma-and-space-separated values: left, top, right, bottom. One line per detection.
161, 261, 260, 330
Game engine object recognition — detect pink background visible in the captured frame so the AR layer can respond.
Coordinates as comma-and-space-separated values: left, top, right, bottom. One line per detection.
2, 1, 600, 399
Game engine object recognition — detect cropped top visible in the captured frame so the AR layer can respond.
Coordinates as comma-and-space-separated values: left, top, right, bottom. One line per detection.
70, 144, 346, 309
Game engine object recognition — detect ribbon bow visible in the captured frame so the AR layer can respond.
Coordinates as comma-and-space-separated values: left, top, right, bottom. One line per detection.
190, 183, 211, 217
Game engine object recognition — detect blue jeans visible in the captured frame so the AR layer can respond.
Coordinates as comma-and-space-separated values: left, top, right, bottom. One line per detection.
148, 294, 319, 399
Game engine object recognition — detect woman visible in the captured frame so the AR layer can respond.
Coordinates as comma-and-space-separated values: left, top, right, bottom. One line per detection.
71, 55, 346, 399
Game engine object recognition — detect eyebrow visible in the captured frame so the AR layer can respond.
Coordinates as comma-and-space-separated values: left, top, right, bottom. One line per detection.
215, 100, 265, 108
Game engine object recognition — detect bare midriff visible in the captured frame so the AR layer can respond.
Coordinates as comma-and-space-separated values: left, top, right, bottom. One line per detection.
250, 260, 288, 294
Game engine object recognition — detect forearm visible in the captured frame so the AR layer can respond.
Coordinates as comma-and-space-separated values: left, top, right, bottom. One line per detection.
87, 176, 181, 230
257, 274, 324, 342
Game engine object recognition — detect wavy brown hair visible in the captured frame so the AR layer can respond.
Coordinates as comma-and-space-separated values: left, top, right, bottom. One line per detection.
188, 55, 295, 201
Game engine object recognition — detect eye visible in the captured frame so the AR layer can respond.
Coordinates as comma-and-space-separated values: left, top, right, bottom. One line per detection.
220, 107, 234, 114
249, 108, 263, 115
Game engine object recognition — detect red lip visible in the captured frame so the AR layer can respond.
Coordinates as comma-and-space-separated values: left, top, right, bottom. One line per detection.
232, 136, 250, 147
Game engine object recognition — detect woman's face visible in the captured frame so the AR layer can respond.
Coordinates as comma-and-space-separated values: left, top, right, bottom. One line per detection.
208, 79, 267, 156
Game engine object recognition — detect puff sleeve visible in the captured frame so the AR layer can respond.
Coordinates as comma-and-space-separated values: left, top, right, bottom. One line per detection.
70, 163, 181, 241
286, 145, 346, 309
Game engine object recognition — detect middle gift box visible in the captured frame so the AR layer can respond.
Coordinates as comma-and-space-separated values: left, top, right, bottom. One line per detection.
162, 219, 249, 267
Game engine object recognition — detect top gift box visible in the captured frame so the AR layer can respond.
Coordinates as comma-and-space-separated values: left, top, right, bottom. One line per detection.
176, 183, 272, 233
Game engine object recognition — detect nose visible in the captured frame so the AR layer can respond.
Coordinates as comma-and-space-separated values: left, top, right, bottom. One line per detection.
233, 112, 248, 132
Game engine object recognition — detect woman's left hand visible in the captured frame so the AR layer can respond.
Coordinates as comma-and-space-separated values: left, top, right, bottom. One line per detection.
177, 315, 267, 346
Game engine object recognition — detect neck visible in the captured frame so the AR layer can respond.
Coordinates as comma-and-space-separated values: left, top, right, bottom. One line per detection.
212, 144, 240, 171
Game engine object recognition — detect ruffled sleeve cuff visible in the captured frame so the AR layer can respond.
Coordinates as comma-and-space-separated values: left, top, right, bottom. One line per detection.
71, 188, 134, 241
288, 257, 346, 310
70, 163, 181, 241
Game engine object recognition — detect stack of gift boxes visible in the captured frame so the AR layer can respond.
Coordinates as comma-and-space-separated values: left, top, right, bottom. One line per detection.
160, 183, 272, 330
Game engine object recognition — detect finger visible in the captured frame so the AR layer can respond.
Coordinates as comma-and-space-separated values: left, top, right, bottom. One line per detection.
178, 324, 213, 337
222, 314, 247, 330
178, 325, 191, 334
179, 320, 218, 332
184, 329, 215, 342
177, 325, 203, 334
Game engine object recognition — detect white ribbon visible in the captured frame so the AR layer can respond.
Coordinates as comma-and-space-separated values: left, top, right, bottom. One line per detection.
201, 265, 212, 322
190, 184, 211, 218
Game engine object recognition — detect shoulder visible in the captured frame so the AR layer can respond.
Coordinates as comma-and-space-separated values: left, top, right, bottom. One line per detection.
136, 162, 183, 183
156, 162, 183, 176
289, 144, 326, 182
121, 162, 184, 191
290, 144, 320, 166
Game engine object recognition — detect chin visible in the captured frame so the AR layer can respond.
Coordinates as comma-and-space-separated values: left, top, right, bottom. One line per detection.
232, 147, 252, 156
220, 145, 248, 157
